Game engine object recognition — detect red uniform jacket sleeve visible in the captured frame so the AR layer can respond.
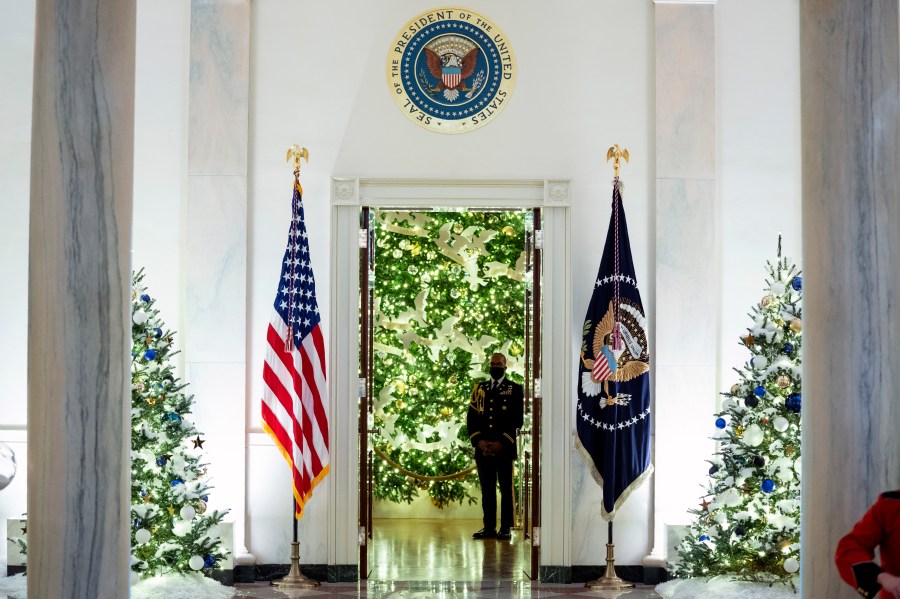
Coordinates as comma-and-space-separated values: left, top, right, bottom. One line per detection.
835, 491, 900, 598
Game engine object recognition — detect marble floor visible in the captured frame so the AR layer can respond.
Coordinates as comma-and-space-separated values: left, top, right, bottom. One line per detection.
233, 581, 662, 598
232, 519, 661, 598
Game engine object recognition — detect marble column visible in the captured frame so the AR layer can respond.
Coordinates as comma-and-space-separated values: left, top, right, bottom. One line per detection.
645, 0, 718, 571
185, 0, 254, 564
800, 2, 900, 598
27, 0, 135, 597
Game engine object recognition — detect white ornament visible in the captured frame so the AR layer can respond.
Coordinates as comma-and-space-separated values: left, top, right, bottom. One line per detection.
180, 505, 196, 520
135, 528, 151, 544
132, 310, 148, 325
773, 416, 789, 432
753, 355, 768, 369
721, 398, 735, 411
783, 557, 800, 573
770, 282, 786, 296
189, 555, 205, 571
778, 468, 795, 482
744, 424, 764, 447
207, 524, 221, 539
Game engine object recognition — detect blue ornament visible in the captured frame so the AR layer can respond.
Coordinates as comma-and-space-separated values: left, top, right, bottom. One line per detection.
144, 349, 157, 361
203, 555, 216, 569
783, 343, 794, 354
791, 276, 802, 291
156, 456, 168, 467
154, 327, 163, 338
786, 393, 802, 413
715, 417, 727, 429
171, 478, 184, 487
699, 535, 710, 542
201, 495, 209, 502
140, 293, 151, 302
164, 412, 181, 423
754, 385, 766, 398
140, 489, 148, 497
761, 479, 776, 493
134, 518, 142, 528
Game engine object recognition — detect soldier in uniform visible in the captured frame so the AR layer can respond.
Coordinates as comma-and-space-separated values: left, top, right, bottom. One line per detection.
467, 352, 524, 540
835, 490, 900, 598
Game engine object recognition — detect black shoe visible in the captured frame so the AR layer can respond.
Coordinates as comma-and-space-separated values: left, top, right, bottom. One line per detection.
472, 528, 496, 539
497, 528, 512, 540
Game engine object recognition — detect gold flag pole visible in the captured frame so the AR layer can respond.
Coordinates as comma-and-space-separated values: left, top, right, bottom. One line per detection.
272, 144, 319, 590
585, 144, 634, 594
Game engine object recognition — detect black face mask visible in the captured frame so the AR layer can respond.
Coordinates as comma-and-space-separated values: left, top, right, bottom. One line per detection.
490, 366, 505, 380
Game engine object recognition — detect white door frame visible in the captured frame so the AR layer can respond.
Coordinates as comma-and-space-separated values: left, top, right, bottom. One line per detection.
327, 178, 573, 576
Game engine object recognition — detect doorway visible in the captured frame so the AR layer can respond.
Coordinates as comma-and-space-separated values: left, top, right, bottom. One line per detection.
359, 207, 541, 581
329, 178, 571, 583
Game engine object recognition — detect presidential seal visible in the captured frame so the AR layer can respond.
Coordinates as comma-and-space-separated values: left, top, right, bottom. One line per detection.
387, 7, 516, 134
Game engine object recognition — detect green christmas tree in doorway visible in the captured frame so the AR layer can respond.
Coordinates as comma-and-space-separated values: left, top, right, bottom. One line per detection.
673, 239, 803, 584
130, 269, 229, 576
372, 210, 528, 508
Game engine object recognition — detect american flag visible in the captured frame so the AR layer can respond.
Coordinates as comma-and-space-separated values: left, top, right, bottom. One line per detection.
261, 182, 330, 518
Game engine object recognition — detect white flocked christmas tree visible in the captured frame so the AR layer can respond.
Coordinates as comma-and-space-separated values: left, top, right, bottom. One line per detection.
129, 269, 229, 578
673, 239, 802, 585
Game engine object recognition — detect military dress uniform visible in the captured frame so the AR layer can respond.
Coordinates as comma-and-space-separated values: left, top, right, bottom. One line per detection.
467, 376, 524, 536
835, 490, 900, 598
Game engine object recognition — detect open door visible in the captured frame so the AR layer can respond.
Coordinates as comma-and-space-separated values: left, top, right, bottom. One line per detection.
521, 208, 542, 578
358, 206, 375, 578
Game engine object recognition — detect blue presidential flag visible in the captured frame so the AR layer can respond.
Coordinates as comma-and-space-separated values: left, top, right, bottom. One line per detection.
575, 180, 653, 520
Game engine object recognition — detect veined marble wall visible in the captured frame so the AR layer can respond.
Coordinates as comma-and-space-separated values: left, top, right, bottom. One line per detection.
185, 0, 253, 565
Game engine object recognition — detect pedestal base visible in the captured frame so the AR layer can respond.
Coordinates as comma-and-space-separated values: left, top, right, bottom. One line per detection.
271, 542, 319, 589
585, 543, 634, 592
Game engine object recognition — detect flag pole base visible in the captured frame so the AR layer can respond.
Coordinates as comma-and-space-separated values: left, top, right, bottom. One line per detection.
271, 541, 319, 589
585, 543, 634, 591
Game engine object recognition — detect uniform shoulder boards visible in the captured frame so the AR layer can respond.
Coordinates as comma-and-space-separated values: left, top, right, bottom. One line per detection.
882, 490, 900, 500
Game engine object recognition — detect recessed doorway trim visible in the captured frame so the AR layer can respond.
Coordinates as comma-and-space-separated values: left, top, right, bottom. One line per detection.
328, 178, 572, 577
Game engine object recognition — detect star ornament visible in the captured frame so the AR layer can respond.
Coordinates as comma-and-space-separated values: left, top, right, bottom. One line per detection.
700, 497, 711, 511
192, 436, 205, 449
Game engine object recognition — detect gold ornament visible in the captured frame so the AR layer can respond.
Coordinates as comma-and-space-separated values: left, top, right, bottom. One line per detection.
395, 399, 407, 410
410, 244, 421, 256
761, 294, 774, 307
785, 445, 795, 456
776, 375, 791, 388
145, 396, 157, 406
502, 225, 516, 236
730, 384, 740, 395
132, 288, 138, 299
509, 343, 523, 357
761, 416, 770, 426
439, 407, 453, 419
453, 223, 464, 234
742, 335, 756, 347
167, 505, 175, 516
152, 525, 160, 534
395, 380, 407, 394
143, 494, 154, 504
790, 318, 802, 333
448, 375, 458, 385
196, 500, 208, 514
735, 425, 745, 437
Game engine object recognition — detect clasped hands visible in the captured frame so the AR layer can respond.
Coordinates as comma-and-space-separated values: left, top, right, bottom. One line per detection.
477, 440, 503, 457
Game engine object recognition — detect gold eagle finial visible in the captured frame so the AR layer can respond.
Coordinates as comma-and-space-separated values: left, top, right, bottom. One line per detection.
286, 145, 309, 178
606, 144, 629, 178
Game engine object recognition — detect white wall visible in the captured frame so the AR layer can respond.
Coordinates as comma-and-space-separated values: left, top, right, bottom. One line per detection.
0, 0, 801, 575
718, 0, 802, 386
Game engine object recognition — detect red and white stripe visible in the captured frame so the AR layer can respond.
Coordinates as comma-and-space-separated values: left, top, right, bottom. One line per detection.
261, 316, 329, 518
593, 354, 613, 381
